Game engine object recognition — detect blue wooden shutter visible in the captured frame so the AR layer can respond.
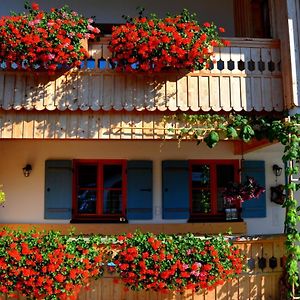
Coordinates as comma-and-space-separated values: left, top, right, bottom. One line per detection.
241, 160, 266, 218
44, 160, 72, 219
162, 160, 189, 219
127, 160, 153, 220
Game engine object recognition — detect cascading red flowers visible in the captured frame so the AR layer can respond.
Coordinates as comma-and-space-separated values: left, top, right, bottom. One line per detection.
0, 229, 105, 299
112, 231, 245, 293
108, 9, 229, 72
0, 229, 245, 298
0, 2, 100, 71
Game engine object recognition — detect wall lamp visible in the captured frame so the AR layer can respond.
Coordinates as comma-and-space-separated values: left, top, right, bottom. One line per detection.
23, 164, 32, 177
272, 164, 283, 177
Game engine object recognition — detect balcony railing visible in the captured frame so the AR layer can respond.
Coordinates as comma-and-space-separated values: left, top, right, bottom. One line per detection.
79, 37, 283, 112
0, 37, 283, 113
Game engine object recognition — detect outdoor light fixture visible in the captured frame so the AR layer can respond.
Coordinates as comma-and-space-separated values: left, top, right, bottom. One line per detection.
272, 164, 283, 178
23, 164, 32, 177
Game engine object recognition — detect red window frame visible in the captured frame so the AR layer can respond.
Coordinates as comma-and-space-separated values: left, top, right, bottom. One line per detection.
189, 160, 239, 218
72, 159, 127, 220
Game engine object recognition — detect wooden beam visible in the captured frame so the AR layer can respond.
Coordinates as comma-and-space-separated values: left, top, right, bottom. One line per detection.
233, 139, 275, 155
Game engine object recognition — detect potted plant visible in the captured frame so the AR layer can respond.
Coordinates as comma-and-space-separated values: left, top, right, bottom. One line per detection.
108, 9, 229, 72
222, 176, 265, 220
0, 1, 100, 72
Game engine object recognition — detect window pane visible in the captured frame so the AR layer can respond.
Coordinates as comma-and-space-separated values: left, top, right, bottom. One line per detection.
77, 190, 97, 214
78, 165, 97, 188
216, 164, 235, 212
192, 165, 210, 188
192, 190, 211, 213
103, 165, 122, 189
103, 190, 122, 214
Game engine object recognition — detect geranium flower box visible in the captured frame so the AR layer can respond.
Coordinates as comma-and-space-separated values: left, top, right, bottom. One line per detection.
108, 9, 229, 73
0, 2, 99, 72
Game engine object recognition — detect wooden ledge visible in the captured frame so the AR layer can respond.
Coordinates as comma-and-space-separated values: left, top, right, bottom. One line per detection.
0, 222, 247, 235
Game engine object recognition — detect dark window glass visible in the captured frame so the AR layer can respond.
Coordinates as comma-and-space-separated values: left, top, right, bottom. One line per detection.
103, 190, 122, 214
192, 165, 210, 188
103, 165, 122, 189
216, 165, 235, 212
78, 165, 97, 188
77, 190, 97, 214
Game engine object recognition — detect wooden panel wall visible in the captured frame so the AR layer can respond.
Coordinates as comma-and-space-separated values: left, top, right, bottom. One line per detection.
0, 111, 174, 140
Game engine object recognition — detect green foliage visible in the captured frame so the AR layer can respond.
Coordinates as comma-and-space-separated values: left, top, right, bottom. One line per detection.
165, 113, 300, 298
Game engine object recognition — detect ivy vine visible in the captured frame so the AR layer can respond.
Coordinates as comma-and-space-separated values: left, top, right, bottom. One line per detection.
165, 113, 300, 299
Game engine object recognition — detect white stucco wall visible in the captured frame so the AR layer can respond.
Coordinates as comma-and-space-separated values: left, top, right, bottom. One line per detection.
0, 140, 285, 235
0, 0, 235, 36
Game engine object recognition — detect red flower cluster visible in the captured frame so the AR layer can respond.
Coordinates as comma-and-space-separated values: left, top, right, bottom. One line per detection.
0, 2, 100, 71
108, 9, 229, 72
0, 229, 105, 299
113, 232, 244, 293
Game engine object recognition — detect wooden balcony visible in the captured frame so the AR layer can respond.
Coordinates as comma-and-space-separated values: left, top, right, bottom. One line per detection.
0, 233, 286, 300
0, 37, 283, 113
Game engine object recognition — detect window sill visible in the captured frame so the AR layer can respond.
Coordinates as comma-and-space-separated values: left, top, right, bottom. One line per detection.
188, 214, 243, 223
70, 216, 128, 223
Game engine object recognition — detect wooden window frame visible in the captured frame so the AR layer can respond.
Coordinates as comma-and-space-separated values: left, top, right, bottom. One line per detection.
72, 159, 127, 222
189, 160, 239, 221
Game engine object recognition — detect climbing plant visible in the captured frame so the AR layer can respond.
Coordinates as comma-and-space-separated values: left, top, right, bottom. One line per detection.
165, 113, 300, 299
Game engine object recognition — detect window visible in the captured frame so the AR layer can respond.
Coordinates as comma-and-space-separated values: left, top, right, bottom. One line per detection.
73, 160, 127, 221
45, 160, 153, 222
189, 160, 239, 221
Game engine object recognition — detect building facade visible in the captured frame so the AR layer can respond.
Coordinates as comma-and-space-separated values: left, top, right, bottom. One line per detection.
0, 0, 299, 236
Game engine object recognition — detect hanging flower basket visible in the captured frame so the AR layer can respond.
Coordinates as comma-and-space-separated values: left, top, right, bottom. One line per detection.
0, 2, 100, 72
108, 9, 230, 72
223, 176, 266, 209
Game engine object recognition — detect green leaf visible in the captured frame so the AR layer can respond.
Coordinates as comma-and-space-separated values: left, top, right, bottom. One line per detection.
240, 125, 255, 142
226, 126, 238, 139
204, 131, 219, 148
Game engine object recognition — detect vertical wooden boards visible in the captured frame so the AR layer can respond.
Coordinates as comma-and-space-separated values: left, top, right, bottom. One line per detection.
102, 74, 114, 111
2, 74, 15, 110
188, 76, 199, 111
199, 76, 210, 111
114, 75, 126, 111
165, 74, 177, 111
177, 75, 188, 111
209, 76, 221, 111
